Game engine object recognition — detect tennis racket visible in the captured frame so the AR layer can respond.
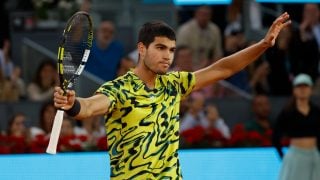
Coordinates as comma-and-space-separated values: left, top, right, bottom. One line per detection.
46, 11, 93, 154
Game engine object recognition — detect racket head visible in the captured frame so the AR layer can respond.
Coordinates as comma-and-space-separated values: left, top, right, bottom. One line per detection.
57, 11, 93, 91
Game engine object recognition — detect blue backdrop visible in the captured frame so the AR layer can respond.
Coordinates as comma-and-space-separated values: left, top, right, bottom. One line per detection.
256, 0, 320, 3
0, 148, 283, 180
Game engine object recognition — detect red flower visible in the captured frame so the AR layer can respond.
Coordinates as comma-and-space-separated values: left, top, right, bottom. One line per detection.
78, 135, 88, 142
181, 126, 206, 144
261, 129, 273, 147
97, 137, 108, 151
0, 146, 11, 154
261, 138, 272, 146
229, 124, 273, 147
0, 134, 10, 154
58, 135, 90, 152
29, 134, 49, 153
281, 137, 290, 146
247, 131, 263, 141
265, 129, 273, 137
205, 128, 228, 147
207, 128, 224, 141
233, 124, 246, 134
7, 136, 27, 154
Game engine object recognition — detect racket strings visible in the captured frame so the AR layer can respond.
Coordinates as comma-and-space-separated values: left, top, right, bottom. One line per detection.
62, 14, 90, 81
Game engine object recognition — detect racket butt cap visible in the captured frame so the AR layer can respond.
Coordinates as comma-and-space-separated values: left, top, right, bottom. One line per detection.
46, 148, 57, 155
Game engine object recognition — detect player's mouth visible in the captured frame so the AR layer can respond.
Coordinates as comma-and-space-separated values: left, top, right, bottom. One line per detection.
160, 62, 170, 68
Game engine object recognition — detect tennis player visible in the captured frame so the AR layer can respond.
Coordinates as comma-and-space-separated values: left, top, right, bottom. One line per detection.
54, 12, 290, 179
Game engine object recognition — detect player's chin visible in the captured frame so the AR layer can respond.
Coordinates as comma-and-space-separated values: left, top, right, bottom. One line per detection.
156, 70, 167, 75
155, 68, 169, 75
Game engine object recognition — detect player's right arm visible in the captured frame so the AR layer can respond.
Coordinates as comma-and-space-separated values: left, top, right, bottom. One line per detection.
53, 86, 110, 120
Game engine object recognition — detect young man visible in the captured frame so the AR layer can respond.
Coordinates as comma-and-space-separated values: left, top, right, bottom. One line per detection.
54, 13, 290, 179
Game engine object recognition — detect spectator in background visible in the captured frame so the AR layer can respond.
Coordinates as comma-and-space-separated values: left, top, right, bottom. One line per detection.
0, 39, 14, 79
205, 104, 230, 139
289, 4, 320, 82
180, 92, 207, 133
179, 95, 191, 120
117, 56, 135, 77
30, 101, 56, 139
74, 115, 105, 144
85, 21, 124, 81
59, 116, 83, 152
231, 94, 273, 147
249, 0, 263, 31
223, 1, 253, 93
79, 0, 101, 28
60, 117, 75, 138
27, 60, 58, 101
265, 25, 292, 96
6, 113, 30, 153
224, 0, 262, 33
272, 73, 320, 180
170, 45, 193, 72
249, 61, 270, 94
170, 46, 227, 98
6, 113, 29, 139
224, 17, 271, 96
224, 0, 244, 48
176, 6, 223, 70
224, 28, 251, 92
246, 94, 272, 136
0, 68, 19, 101
180, 97, 230, 148
0, 39, 26, 99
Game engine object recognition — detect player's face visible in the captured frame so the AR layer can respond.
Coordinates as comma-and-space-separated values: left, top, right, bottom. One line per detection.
140, 37, 176, 75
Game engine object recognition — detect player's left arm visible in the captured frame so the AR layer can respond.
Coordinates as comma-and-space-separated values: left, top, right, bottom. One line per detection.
193, 12, 291, 91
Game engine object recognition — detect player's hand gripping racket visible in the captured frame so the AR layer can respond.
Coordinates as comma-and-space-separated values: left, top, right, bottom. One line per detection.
46, 11, 93, 154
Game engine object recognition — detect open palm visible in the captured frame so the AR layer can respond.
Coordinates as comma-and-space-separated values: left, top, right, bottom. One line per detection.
264, 12, 291, 47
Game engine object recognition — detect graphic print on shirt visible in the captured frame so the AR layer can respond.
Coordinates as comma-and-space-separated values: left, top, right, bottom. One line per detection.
96, 71, 195, 179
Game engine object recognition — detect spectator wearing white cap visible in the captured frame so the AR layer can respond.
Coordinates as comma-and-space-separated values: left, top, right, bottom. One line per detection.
272, 73, 320, 180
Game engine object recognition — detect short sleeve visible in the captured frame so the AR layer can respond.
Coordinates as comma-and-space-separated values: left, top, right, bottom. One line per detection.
178, 71, 196, 98
96, 81, 118, 114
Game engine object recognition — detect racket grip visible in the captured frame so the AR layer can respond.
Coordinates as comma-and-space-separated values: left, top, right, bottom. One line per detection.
46, 110, 64, 154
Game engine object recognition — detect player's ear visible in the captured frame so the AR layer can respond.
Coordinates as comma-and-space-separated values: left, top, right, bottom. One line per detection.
138, 42, 145, 51
138, 42, 146, 58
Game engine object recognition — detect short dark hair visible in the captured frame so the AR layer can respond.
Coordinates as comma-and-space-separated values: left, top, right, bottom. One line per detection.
138, 21, 176, 48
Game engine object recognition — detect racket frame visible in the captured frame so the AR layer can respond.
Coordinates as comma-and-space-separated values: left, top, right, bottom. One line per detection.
46, 11, 93, 154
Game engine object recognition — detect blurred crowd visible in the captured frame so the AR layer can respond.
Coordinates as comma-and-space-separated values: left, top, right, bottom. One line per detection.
0, 1, 320, 153
0, 101, 107, 154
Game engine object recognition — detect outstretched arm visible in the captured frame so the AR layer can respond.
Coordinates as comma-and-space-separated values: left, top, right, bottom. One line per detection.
193, 12, 291, 91
53, 87, 111, 120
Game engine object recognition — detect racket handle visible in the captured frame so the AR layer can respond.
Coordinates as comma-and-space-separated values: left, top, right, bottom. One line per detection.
46, 110, 64, 154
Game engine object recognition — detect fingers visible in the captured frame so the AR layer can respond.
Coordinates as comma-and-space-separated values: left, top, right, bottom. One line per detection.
275, 12, 291, 26
53, 86, 76, 109
278, 12, 290, 22
54, 90, 67, 108
54, 86, 75, 96
264, 12, 291, 47
54, 86, 64, 95
282, 20, 292, 28
280, 12, 290, 21
67, 90, 75, 97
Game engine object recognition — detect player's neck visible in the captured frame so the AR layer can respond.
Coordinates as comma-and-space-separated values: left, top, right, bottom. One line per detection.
133, 66, 157, 89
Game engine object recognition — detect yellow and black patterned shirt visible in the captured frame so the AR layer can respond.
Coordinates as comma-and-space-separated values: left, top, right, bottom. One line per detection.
96, 70, 195, 179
